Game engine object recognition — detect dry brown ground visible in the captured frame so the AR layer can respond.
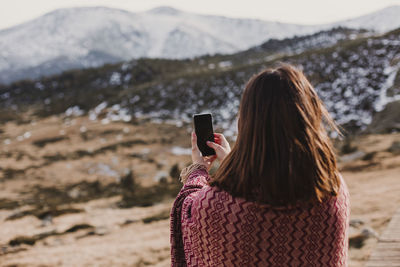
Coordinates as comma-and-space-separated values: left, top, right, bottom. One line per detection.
0, 114, 399, 266
340, 134, 400, 267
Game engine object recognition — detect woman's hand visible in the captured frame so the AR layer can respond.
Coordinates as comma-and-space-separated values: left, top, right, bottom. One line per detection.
207, 133, 231, 162
191, 132, 216, 170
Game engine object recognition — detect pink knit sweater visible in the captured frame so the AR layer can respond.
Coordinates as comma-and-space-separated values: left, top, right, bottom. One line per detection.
170, 164, 350, 266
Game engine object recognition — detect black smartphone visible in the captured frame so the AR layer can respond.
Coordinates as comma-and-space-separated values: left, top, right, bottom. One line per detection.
193, 113, 216, 156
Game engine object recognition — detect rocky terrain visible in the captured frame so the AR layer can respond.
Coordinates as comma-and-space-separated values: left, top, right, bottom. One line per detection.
0, 112, 399, 266
0, 113, 191, 266
1, 26, 399, 134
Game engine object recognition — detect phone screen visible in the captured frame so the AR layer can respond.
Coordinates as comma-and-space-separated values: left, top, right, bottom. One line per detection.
193, 113, 216, 156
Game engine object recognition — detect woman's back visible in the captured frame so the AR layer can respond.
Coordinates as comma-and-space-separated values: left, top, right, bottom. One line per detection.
170, 64, 350, 266
173, 167, 349, 267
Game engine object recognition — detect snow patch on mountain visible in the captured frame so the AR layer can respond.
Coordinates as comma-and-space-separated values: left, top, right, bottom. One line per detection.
334, 6, 400, 33
0, 5, 399, 86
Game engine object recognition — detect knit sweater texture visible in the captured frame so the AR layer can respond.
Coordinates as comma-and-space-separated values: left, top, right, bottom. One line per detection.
170, 164, 350, 266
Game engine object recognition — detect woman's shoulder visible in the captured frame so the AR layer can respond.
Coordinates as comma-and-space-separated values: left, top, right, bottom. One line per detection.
188, 172, 350, 216
188, 185, 244, 213
190, 185, 233, 205
191, 182, 349, 213
329, 172, 350, 211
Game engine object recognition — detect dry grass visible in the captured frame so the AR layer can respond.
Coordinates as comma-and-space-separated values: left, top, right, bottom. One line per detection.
0, 114, 399, 267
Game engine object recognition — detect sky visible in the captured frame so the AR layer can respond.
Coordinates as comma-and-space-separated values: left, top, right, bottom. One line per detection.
0, 0, 399, 30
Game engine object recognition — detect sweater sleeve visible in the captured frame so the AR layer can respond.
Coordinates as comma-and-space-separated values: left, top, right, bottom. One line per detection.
180, 163, 210, 187
170, 164, 210, 266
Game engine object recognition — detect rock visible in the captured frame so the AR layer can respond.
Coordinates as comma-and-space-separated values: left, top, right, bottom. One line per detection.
121, 219, 140, 226
366, 100, 400, 134
94, 226, 108, 236
349, 227, 378, 248
340, 151, 366, 163
388, 141, 400, 154
64, 223, 94, 233
76, 226, 109, 239
350, 218, 365, 228
68, 187, 81, 199
40, 215, 53, 227
340, 139, 358, 155
0, 245, 28, 255
154, 171, 168, 182
361, 227, 378, 238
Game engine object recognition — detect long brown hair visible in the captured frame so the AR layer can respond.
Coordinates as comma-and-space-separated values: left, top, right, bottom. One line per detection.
210, 64, 341, 206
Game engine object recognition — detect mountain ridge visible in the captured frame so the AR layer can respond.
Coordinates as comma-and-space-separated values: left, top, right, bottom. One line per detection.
1, 26, 399, 134
1, 5, 399, 84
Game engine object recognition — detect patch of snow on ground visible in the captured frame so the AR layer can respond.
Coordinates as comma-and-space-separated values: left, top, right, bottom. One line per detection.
375, 64, 400, 111
171, 146, 192, 156
65, 106, 85, 117
109, 72, 122, 85
87, 163, 119, 177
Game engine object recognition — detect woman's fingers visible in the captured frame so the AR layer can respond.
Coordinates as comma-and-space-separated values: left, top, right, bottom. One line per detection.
213, 136, 222, 145
191, 132, 198, 150
213, 134, 222, 144
191, 131, 229, 168
190, 132, 218, 170
206, 141, 223, 151
205, 155, 217, 165
214, 133, 227, 143
207, 137, 230, 161
213, 133, 231, 151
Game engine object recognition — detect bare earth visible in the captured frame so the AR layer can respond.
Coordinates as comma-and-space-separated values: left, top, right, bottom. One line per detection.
0, 114, 399, 267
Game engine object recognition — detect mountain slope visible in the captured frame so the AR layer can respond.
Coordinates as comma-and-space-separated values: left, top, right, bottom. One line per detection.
1, 5, 400, 84
334, 5, 400, 32
1, 27, 399, 134
0, 6, 319, 84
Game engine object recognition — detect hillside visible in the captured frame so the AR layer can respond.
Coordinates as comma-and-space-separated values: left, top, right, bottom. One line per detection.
0, 6, 319, 84
0, 5, 400, 84
1, 27, 399, 134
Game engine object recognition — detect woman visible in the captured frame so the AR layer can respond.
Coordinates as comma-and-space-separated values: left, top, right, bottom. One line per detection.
170, 64, 350, 266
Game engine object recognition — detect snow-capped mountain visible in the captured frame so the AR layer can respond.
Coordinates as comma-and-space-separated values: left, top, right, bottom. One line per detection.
333, 5, 400, 32
0, 5, 399, 84
1, 27, 399, 134
0, 6, 320, 84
